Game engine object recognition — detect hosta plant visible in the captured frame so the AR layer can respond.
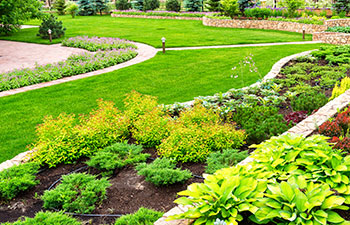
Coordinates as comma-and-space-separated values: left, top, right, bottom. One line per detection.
251, 176, 349, 225
168, 175, 267, 225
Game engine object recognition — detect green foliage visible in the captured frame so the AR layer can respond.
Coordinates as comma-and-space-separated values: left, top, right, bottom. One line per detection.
30, 99, 130, 167
244, 7, 273, 18
144, 0, 160, 10
0, 0, 42, 35
54, 0, 67, 15
65, 2, 79, 18
2, 211, 81, 225
205, 149, 248, 174
251, 176, 348, 225
136, 158, 192, 186
166, 0, 181, 12
278, 0, 304, 17
267, 16, 324, 25
132, 107, 173, 147
184, 0, 203, 12
205, 0, 222, 12
37, 14, 66, 39
94, 0, 108, 15
86, 142, 149, 176
168, 175, 267, 224
0, 162, 40, 201
42, 173, 111, 213
114, 207, 163, 225
312, 45, 350, 65
333, 0, 350, 13
290, 91, 328, 114
220, 0, 239, 18
116, 0, 131, 10
231, 105, 290, 144
326, 26, 350, 33
78, 0, 96, 15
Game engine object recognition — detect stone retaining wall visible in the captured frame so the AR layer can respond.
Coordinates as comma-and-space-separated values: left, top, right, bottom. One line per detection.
202, 17, 327, 34
111, 13, 202, 20
326, 19, 350, 27
313, 32, 350, 45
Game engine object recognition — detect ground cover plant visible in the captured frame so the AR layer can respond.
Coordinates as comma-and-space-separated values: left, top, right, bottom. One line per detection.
112, 9, 210, 17
114, 207, 163, 225
205, 148, 248, 174
0, 44, 323, 164
0, 15, 312, 47
2, 211, 82, 225
326, 26, 350, 33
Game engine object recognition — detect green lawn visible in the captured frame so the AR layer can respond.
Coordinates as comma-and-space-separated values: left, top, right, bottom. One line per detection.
0, 15, 312, 47
0, 43, 323, 163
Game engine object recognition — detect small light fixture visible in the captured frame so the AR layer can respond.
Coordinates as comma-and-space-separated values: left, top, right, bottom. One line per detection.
302, 26, 306, 40
161, 37, 166, 53
48, 29, 52, 43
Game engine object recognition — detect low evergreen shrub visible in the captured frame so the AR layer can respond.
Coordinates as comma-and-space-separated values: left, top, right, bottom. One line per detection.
37, 15, 66, 39
114, 207, 163, 225
2, 211, 81, 225
205, 149, 248, 174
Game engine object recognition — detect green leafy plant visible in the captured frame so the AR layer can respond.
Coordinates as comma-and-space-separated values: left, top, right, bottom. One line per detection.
65, 2, 79, 18
136, 158, 192, 186
168, 175, 267, 224
0, 162, 40, 200
333, 0, 350, 14
205, 149, 248, 174
114, 207, 163, 225
42, 173, 111, 213
238, 0, 254, 12
251, 176, 349, 225
94, 0, 108, 15
184, 0, 203, 11
37, 14, 66, 39
2, 211, 81, 225
86, 142, 149, 176
166, 0, 181, 12
205, 0, 222, 12
220, 0, 239, 18
54, 0, 66, 15
278, 0, 304, 17
78, 0, 96, 15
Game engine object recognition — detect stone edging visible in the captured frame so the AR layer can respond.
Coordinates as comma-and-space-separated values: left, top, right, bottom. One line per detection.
313, 32, 350, 45
111, 13, 202, 20
153, 50, 350, 225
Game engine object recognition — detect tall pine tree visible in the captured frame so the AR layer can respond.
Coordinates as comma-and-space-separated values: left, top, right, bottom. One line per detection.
78, 0, 95, 15
205, 0, 221, 12
54, 0, 66, 15
184, 0, 202, 11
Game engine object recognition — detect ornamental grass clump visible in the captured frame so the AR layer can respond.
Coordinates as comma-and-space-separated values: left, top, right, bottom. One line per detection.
62, 36, 137, 52
42, 173, 111, 214
30, 99, 130, 167
86, 142, 150, 176
0, 162, 40, 200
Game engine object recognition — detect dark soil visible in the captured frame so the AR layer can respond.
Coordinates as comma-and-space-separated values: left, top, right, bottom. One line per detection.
0, 157, 205, 225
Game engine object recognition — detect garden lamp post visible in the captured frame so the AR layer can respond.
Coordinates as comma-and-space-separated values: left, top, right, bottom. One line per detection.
161, 37, 166, 53
48, 29, 52, 43
302, 26, 305, 40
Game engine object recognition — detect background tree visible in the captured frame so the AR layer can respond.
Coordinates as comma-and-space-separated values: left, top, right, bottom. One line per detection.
0, 0, 42, 35
184, 0, 203, 11
205, 0, 222, 12
220, 0, 239, 18
94, 0, 108, 15
65, 2, 79, 18
166, 0, 181, 11
78, 0, 96, 15
333, 0, 350, 14
237, 0, 254, 12
54, 0, 66, 15
116, 0, 131, 10
144, 0, 160, 10
37, 14, 66, 39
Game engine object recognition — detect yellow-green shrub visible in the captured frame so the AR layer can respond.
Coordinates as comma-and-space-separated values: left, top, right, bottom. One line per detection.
30, 99, 130, 167
123, 90, 158, 125
132, 107, 174, 147
177, 102, 221, 126
330, 77, 350, 100
157, 123, 246, 162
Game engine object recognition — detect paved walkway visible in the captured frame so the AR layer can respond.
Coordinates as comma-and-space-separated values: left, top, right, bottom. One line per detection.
0, 42, 157, 97
0, 40, 87, 73
0, 40, 321, 98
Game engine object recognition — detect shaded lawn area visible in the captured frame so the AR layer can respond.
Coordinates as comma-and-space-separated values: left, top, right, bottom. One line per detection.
0, 15, 312, 47
0, 43, 323, 163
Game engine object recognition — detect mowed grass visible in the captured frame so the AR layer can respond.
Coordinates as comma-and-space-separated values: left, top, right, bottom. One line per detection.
0, 15, 312, 47
0, 43, 323, 163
